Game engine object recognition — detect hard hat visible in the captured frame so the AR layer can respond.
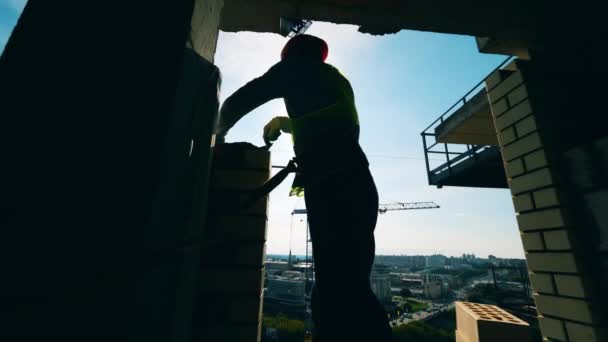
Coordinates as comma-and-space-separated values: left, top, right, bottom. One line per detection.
281, 34, 329, 62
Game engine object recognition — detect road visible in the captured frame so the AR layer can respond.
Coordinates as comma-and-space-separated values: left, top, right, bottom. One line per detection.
389, 301, 456, 328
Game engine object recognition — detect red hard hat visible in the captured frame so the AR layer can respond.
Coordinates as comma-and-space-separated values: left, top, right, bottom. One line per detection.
281, 34, 329, 62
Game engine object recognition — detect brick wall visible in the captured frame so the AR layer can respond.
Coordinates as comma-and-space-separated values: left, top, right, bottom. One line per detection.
193, 146, 271, 342
486, 60, 605, 341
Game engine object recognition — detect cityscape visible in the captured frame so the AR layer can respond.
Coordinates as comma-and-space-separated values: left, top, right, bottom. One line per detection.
261, 253, 539, 341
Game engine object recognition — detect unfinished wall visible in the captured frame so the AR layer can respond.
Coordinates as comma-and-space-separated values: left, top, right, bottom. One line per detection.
190, 0, 224, 61
486, 59, 606, 341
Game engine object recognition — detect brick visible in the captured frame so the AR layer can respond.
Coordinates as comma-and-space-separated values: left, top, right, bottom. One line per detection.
490, 98, 510, 117
510, 168, 553, 195
534, 188, 560, 208
515, 115, 537, 137
534, 295, 593, 323
199, 267, 264, 295
529, 273, 555, 294
565, 322, 599, 342
513, 193, 534, 212
502, 132, 542, 161
455, 302, 530, 342
517, 209, 565, 231
498, 126, 517, 145
521, 232, 544, 251
213, 146, 271, 170
485, 70, 507, 91
211, 170, 270, 191
526, 253, 578, 273
201, 241, 266, 267
524, 150, 548, 170
506, 158, 525, 177
206, 216, 268, 241
543, 230, 571, 250
494, 100, 533, 131
508, 84, 529, 106
554, 275, 586, 298
488, 71, 524, 104
538, 316, 566, 341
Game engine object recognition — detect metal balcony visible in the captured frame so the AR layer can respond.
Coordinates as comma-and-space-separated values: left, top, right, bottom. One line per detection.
421, 57, 515, 189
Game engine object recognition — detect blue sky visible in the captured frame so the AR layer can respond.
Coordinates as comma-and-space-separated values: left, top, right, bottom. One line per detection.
0, 3, 524, 258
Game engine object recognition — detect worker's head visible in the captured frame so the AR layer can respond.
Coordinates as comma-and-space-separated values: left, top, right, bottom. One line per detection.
281, 34, 329, 62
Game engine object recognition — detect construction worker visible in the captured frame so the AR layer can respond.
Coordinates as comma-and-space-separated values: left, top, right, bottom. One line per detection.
216, 34, 391, 341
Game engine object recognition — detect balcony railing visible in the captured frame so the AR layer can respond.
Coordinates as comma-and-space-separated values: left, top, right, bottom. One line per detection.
421, 56, 515, 188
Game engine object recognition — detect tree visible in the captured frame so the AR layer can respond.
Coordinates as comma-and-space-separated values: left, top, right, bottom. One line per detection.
392, 321, 454, 342
400, 288, 412, 297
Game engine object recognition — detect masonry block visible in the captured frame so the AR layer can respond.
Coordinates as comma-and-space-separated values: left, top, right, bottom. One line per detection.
507, 84, 528, 106
529, 273, 554, 294
485, 69, 510, 91
515, 115, 537, 137
498, 126, 517, 146
565, 322, 600, 342
543, 230, 571, 250
490, 98, 510, 117
205, 215, 268, 241
495, 101, 533, 133
199, 267, 264, 295
201, 240, 266, 267
554, 275, 586, 298
506, 158, 525, 178
521, 232, 544, 251
524, 150, 548, 170
517, 208, 565, 231
538, 316, 566, 341
455, 302, 531, 342
211, 170, 270, 191
533, 188, 560, 208
534, 295, 593, 323
488, 71, 524, 104
510, 168, 553, 195
513, 193, 534, 212
526, 253, 578, 273
501, 132, 542, 161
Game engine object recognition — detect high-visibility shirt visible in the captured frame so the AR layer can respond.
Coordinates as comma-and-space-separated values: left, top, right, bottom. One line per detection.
218, 57, 369, 195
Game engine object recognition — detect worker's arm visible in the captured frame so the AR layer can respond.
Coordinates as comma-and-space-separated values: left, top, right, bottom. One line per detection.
216, 62, 288, 141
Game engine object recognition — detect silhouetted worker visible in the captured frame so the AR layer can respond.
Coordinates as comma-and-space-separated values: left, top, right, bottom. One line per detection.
216, 34, 391, 342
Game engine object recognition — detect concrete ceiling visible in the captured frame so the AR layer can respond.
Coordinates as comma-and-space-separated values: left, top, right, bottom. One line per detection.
220, 0, 551, 42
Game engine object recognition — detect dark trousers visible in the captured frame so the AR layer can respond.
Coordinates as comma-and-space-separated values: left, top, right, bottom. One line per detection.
304, 167, 392, 342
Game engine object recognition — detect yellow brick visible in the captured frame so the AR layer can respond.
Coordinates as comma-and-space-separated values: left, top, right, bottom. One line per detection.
533, 188, 560, 208
521, 232, 544, 251
514, 193, 534, 212
524, 150, 548, 170
201, 241, 266, 267
506, 158, 525, 177
508, 84, 529, 105
526, 253, 578, 273
510, 168, 553, 195
543, 230, 571, 250
213, 147, 271, 170
498, 126, 517, 145
515, 115, 537, 137
502, 132, 542, 161
488, 71, 524, 104
529, 273, 554, 294
517, 208, 565, 231
565, 322, 599, 342
534, 295, 593, 323
495, 100, 533, 130
538, 316, 566, 340
211, 170, 270, 191
485, 69, 506, 91
207, 216, 268, 241
554, 275, 586, 298
199, 267, 264, 295
490, 98, 510, 117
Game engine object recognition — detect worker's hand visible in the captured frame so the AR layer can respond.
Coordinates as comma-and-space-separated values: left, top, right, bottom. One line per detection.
263, 116, 291, 146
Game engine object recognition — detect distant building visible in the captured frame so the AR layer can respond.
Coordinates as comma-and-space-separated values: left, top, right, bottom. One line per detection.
423, 274, 446, 299
425, 254, 447, 268
370, 275, 392, 304
266, 271, 306, 302
265, 260, 289, 275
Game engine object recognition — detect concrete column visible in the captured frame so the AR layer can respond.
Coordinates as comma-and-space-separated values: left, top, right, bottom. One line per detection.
190, 0, 224, 61
486, 55, 607, 341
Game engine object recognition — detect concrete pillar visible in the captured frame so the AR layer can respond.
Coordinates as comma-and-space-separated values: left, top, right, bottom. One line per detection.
486, 55, 607, 341
190, 0, 224, 61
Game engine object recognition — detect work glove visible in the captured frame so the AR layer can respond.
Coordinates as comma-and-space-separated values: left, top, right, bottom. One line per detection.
263, 116, 291, 147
